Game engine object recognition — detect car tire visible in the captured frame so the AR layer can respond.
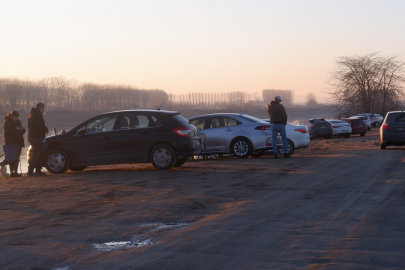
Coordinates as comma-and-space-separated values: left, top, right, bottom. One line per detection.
150, 145, 176, 170
381, 144, 386, 150
360, 133, 366, 136
173, 158, 187, 167
70, 166, 87, 172
251, 149, 265, 158
45, 149, 70, 174
231, 138, 252, 158
277, 140, 295, 156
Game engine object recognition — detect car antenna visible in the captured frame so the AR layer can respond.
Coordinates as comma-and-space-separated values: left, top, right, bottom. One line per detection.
157, 99, 167, 111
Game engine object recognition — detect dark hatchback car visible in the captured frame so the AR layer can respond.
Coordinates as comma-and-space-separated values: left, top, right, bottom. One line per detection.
295, 119, 333, 140
380, 111, 405, 149
341, 118, 367, 136
39, 110, 201, 174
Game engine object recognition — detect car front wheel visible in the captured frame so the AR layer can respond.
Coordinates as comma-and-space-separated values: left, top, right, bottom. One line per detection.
45, 149, 70, 174
150, 145, 176, 170
231, 138, 252, 158
277, 140, 295, 156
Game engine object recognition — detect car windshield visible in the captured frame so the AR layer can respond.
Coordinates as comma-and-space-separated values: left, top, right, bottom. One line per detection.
239, 114, 263, 122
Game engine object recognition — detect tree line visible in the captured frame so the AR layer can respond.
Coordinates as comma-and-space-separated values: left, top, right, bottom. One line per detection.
168, 91, 262, 109
0, 76, 167, 113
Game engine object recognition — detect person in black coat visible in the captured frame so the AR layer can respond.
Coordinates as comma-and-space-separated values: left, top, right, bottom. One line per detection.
27, 103, 48, 176
3, 110, 25, 177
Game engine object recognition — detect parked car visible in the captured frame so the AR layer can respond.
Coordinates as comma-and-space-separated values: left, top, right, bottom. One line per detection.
353, 115, 371, 130
295, 119, 333, 140
188, 113, 309, 157
374, 114, 384, 125
35, 110, 201, 174
341, 117, 368, 136
380, 111, 405, 149
356, 113, 381, 127
326, 120, 352, 138
261, 119, 310, 155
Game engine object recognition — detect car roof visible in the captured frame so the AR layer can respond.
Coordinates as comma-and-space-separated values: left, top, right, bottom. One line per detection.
100, 109, 180, 115
188, 113, 245, 118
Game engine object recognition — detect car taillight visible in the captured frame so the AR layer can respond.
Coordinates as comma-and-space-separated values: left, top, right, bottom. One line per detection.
171, 127, 191, 137
382, 124, 389, 130
332, 126, 339, 128
294, 128, 307, 134
255, 126, 271, 130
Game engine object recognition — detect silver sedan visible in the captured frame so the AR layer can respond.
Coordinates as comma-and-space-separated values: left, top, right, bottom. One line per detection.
189, 113, 279, 158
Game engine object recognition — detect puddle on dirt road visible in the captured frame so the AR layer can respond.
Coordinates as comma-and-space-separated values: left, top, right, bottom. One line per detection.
93, 239, 153, 251
140, 222, 189, 232
92, 223, 188, 251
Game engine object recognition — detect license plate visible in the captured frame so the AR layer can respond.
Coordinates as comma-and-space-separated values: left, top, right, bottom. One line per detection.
396, 127, 405, 131
358, 125, 363, 127
320, 126, 326, 129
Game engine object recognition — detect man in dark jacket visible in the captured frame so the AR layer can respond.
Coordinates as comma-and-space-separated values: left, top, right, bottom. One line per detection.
267, 96, 290, 159
2, 111, 25, 177
27, 103, 48, 176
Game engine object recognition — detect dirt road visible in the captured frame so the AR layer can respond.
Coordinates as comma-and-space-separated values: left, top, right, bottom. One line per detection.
1, 129, 404, 270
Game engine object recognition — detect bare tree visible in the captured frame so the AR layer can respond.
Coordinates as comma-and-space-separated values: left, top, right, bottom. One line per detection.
328, 53, 405, 116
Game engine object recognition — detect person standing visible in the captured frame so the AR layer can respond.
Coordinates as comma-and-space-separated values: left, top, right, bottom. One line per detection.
3, 111, 25, 177
267, 96, 290, 159
28, 103, 48, 176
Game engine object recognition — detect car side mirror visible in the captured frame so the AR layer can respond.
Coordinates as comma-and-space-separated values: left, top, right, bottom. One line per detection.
78, 128, 86, 137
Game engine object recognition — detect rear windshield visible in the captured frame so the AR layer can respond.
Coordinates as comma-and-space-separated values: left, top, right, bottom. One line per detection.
170, 114, 189, 125
239, 115, 263, 122
387, 113, 405, 122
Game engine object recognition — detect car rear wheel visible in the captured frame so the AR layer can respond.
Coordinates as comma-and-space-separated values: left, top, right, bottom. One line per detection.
231, 138, 252, 158
360, 133, 366, 136
174, 158, 187, 167
251, 149, 265, 158
381, 144, 386, 149
45, 149, 70, 174
150, 145, 176, 170
277, 140, 295, 155
70, 166, 87, 171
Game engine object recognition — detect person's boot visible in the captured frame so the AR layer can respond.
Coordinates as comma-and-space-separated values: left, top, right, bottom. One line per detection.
27, 168, 36, 177
284, 153, 291, 158
274, 154, 278, 159
35, 169, 46, 176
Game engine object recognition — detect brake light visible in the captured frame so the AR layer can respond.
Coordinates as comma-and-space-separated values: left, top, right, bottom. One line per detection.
171, 127, 191, 137
294, 128, 307, 134
255, 126, 271, 130
382, 124, 389, 130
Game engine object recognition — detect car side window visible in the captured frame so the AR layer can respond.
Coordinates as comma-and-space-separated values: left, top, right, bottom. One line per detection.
120, 113, 153, 129
151, 115, 161, 126
225, 117, 239, 127
85, 115, 118, 134
190, 118, 206, 130
209, 117, 226, 129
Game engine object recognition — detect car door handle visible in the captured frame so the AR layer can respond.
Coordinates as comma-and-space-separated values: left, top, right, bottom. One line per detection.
225, 128, 233, 132
104, 135, 111, 140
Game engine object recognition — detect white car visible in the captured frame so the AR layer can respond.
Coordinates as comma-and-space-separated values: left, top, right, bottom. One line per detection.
261, 119, 310, 155
327, 120, 352, 138
356, 113, 381, 127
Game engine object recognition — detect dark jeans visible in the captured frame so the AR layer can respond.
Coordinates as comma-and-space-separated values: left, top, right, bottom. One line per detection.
271, 123, 288, 154
9, 147, 22, 174
28, 138, 44, 173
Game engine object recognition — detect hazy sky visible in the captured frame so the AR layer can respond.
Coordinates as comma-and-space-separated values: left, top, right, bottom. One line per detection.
1, 0, 405, 103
